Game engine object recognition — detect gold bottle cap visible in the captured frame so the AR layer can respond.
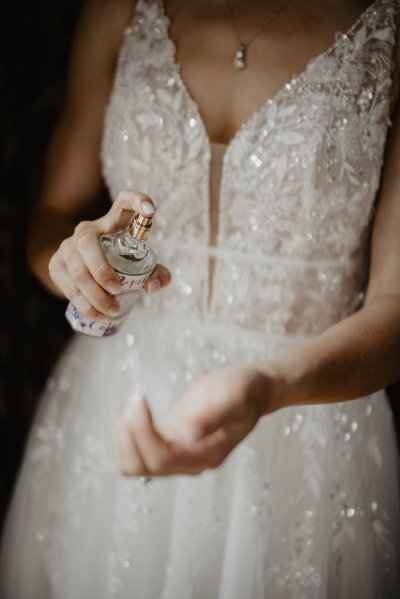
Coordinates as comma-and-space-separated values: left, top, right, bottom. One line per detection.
128, 213, 153, 241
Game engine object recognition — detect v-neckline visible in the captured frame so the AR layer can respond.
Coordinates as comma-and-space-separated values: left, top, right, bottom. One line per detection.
153, 0, 384, 316
158, 0, 382, 155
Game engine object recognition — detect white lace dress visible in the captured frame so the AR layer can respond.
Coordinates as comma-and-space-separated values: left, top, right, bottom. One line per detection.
1, 1, 400, 597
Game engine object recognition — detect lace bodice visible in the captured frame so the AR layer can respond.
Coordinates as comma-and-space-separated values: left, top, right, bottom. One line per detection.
2, 6, 400, 594
101, 0, 399, 339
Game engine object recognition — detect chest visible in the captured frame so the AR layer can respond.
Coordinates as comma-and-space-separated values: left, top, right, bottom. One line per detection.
102, 0, 396, 254
101, 0, 396, 330
166, 0, 371, 144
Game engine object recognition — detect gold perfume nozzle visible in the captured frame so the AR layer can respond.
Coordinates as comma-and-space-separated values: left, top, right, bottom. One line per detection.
128, 213, 153, 240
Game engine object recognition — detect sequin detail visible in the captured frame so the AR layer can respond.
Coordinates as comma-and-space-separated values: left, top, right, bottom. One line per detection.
1, 1, 400, 597
103, 0, 398, 338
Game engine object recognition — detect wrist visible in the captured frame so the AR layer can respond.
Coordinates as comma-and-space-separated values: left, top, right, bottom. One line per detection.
254, 350, 314, 416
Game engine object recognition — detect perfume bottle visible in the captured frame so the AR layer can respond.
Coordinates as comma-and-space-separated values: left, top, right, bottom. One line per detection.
65, 214, 157, 337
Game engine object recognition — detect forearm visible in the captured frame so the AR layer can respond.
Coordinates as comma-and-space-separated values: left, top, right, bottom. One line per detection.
27, 205, 77, 297
261, 295, 400, 413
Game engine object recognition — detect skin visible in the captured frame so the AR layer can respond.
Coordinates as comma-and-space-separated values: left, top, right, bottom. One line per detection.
28, 0, 400, 477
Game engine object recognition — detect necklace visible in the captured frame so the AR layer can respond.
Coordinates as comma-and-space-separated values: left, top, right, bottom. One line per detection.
225, 0, 291, 70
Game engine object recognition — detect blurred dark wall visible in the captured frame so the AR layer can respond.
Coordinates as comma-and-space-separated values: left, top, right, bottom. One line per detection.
0, 0, 84, 523
0, 0, 399, 528
388, 383, 400, 449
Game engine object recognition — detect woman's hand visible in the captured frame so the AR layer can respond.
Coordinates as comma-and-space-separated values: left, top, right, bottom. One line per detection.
113, 365, 278, 477
48, 190, 171, 320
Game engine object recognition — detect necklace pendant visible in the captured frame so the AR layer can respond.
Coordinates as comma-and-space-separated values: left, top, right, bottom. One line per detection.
234, 44, 246, 70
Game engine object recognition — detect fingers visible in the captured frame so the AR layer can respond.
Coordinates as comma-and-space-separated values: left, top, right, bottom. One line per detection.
48, 190, 164, 315
65, 258, 120, 318
143, 264, 172, 293
112, 367, 263, 479
100, 190, 156, 232
49, 257, 106, 320
162, 376, 237, 444
112, 394, 236, 478
113, 394, 171, 477
113, 417, 150, 477
73, 222, 122, 293
50, 235, 121, 318
71, 189, 158, 296
127, 395, 173, 474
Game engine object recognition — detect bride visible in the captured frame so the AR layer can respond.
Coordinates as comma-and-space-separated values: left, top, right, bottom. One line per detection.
1, 0, 400, 597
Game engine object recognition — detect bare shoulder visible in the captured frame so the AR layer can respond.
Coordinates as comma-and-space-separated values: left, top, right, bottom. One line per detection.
36, 0, 138, 216
75, 0, 137, 71
81, 0, 137, 32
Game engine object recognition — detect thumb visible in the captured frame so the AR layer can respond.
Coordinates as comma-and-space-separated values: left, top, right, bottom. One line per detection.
99, 190, 156, 233
183, 399, 237, 444
143, 264, 172, 293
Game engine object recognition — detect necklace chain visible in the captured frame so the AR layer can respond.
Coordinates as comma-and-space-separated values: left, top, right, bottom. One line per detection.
225, 0, 292, 70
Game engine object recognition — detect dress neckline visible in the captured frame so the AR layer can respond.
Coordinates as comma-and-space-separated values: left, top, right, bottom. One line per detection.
158, 0, 383, 152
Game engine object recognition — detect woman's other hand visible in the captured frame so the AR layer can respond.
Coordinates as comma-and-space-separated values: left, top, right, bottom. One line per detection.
113, 365, 279, 477
48, 190, 171, 320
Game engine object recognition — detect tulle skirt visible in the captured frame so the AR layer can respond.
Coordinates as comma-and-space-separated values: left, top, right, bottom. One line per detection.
1, 306, 399, 598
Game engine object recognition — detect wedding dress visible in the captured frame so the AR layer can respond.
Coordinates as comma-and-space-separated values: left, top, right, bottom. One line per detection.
1, 0, 400, 597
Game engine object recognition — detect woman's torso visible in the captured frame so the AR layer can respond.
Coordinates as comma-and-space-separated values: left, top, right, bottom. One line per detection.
102, 0, 399, 347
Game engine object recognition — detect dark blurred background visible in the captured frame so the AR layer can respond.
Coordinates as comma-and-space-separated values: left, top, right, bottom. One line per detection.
0, 0, 399, 528
0, 0, 84, 524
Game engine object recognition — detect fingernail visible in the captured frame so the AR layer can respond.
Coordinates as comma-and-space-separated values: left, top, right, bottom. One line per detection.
108, 305, 120, 317
124, 392, 143, 416
147, 279, 161, 293
106, 280, 122, 294
141, 201, 155, 216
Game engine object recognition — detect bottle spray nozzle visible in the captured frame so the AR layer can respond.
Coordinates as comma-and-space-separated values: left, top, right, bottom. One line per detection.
128, 213, 153, 241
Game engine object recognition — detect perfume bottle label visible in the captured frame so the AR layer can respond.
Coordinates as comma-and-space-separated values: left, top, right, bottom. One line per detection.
65, 271, 152, 337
